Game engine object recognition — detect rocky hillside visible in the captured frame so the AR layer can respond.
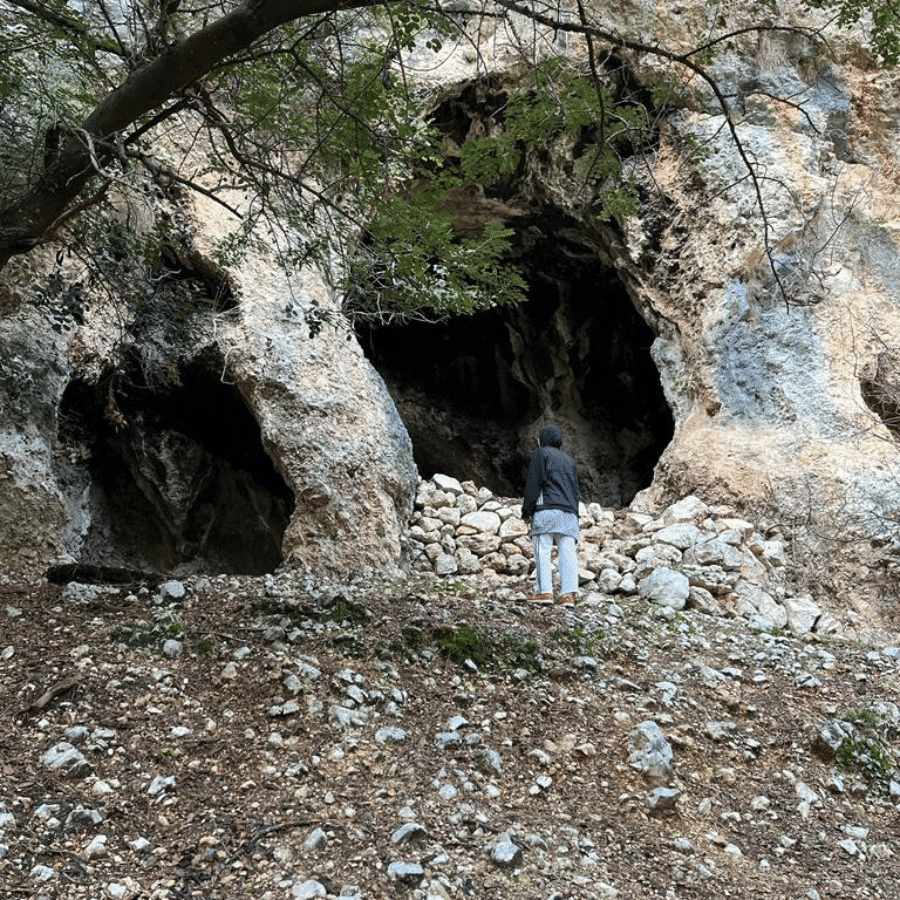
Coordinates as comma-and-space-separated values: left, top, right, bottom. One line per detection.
3, 496, 900, 899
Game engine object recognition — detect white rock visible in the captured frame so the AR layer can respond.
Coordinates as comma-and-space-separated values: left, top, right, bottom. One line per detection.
31, 864, 56, 882
147, 774, 175, 796
221, 661, 239, 680
762, 540, 788, 567
783, 594, 822, 634
434, 554, 458, 575
304, 828, 328, 851
83, 834, 108, 859
685, 538, 743, 570
435, 506, 461, 527
455, 547, 481, 574
375, 726, 408, 744
647, 787, 681, 811
292, 879, 327, 899
456, 533, 501, 556
460, 510, 502, 534
653, 523, 702, 549
639, 567, 690, 609
662, 496, 710, 524
597, 568, 622, 592
734, 582, 787, 628
159, 580, 186, 600
387, 861, 425, 883
490, 835, 522, 866
41, 742, 93, 778
628, 720, 674, 784
432, 473, 463, 494
162, 639, 183, 658
499, 517, 529, 539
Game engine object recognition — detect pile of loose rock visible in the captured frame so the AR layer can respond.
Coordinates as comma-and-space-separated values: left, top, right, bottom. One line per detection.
5, 490, 900, 898
408, 473, 838, 637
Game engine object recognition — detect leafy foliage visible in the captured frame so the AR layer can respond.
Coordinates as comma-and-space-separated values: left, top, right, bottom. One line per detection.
456, 57, 651, 227
2, 0, 900, 326
433, 623, 495, 668
804, 0, 900, 66
833, 706, 900, 796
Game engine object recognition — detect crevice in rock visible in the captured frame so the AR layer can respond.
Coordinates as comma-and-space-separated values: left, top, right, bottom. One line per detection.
356, 212, 674, 506
55, 344, 293, 575
861, 351, 900, 439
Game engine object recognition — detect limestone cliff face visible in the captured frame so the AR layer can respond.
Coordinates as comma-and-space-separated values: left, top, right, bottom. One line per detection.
0, 311, 68, 572
609, 4, 900, 529
0, 195, 416, 578
189, 203, 417, 576
3, 1, 900, 579
407, 0, 900, 533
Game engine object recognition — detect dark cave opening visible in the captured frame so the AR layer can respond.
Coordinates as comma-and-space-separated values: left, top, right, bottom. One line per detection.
356, 218, 675, 506
56, 345, 294, 575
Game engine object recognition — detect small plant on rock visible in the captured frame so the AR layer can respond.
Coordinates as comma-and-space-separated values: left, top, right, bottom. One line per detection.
835, 732, 896, 796
433, 624, 494, 669
832, 706, 900, 796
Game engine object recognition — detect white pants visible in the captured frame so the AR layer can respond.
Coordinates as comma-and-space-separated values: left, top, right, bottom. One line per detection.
532, 533, 578, 595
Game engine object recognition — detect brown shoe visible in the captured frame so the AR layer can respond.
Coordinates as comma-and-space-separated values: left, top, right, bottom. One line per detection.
558, 593, 577, 606
526, 592, 554, 605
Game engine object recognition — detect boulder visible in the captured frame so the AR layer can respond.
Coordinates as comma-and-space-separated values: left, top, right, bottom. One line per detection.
639, 567, 690, 609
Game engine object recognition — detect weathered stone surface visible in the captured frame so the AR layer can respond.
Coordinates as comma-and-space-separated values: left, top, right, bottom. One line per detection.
639, 567, 690, 610
783, 594, 823, 635
432, 474, 464, 495
41, 742, 93, 779
1, 221, 417, 579
653, 523, 702, 550
459, 511, 501, 535
628, 721, 674, 786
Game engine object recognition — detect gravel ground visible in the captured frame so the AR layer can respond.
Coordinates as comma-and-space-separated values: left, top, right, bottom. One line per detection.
2, 570, 900, 900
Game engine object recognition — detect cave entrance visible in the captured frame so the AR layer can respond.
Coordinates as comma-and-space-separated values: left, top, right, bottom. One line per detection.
356, 220, 674, 506
56, 345, 294, 575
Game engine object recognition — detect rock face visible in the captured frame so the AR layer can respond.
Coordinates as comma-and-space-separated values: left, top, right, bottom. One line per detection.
347, 0, 900, 544
4, 1, 900, 580
0, 312, 68, 572
196, 218, 417, 576
597, 3, 900, 529
0, 201, 416, 577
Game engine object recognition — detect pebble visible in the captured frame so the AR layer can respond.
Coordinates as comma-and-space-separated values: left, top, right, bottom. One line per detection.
490, 835, 522, 867
391, 823, 427, 843
648, 787, 681, 811
292, 879, 327, 899
387, 862, 425, 884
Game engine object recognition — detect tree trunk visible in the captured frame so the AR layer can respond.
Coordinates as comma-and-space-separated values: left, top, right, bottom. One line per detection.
0, 0, 376, 272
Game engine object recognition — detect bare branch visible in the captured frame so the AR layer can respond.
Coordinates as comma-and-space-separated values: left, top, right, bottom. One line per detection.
493, 0, 809, 305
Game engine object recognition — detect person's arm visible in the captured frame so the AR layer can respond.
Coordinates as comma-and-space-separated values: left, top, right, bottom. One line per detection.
521, 448, 542, 520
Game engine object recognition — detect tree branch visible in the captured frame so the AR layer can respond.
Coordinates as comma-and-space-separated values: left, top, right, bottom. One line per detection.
493, 0, 805, 304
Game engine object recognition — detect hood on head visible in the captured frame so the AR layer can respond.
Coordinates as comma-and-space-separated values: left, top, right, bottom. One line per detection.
539, 425, 563, 448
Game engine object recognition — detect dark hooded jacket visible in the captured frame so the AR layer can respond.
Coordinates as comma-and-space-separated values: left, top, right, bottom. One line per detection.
521, 425, 580, 520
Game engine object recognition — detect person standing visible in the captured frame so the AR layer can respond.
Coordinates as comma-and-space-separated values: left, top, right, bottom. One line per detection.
521, 424, 580, 606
